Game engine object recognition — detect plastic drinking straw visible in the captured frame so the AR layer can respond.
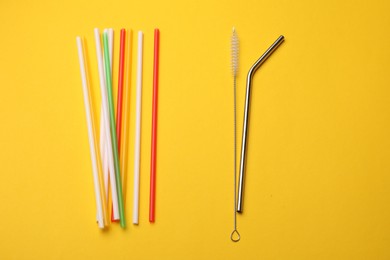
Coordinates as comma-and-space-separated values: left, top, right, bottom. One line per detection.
116, 29, 126, 150
110, 28, 126, 222
104, 28, 117, 222
103, 31, 126, 228
76, 36, 107, 228
101, 28, 113, 205
99, 111, 109, 200
120, 29, 132, 213
98, 30, 109, 221
149, 28, 160, 223
133, 31, 143, 224
94, 28, 120, 220
85, 44, 109, 227
101, 29, 109, 205
101, 29, 118, 221
99, 56, 109, 202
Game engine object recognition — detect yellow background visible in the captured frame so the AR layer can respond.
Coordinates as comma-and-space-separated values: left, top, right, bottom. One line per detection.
0, 0, 389, 259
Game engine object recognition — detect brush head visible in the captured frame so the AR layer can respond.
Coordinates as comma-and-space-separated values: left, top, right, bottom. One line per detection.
231, 27, 239, 76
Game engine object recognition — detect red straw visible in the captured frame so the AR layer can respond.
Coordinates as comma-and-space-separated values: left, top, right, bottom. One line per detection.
116, 29, 126, 151
111, 28, 126, 222
149, 28, 160, 222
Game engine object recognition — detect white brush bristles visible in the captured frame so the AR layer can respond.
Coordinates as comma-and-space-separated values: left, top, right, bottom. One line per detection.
231, 27, 239, 76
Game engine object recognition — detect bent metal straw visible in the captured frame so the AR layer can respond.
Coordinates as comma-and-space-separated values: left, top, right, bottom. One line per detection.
237, 35, 285, 213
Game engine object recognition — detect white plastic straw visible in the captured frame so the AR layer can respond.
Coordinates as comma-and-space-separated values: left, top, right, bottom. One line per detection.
94, 28, 120, 220
99, 111, 109, 199
100, 28, 112, 202
101, 29, 110, 201
76, 37, 105, 228
95, 115, 108, 223
133, 31, 143, 224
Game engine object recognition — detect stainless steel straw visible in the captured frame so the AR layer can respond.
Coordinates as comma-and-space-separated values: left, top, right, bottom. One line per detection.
237, 35, 285, 213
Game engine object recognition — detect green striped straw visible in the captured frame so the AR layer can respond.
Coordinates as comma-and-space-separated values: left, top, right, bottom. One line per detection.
103, 31, 126, 228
